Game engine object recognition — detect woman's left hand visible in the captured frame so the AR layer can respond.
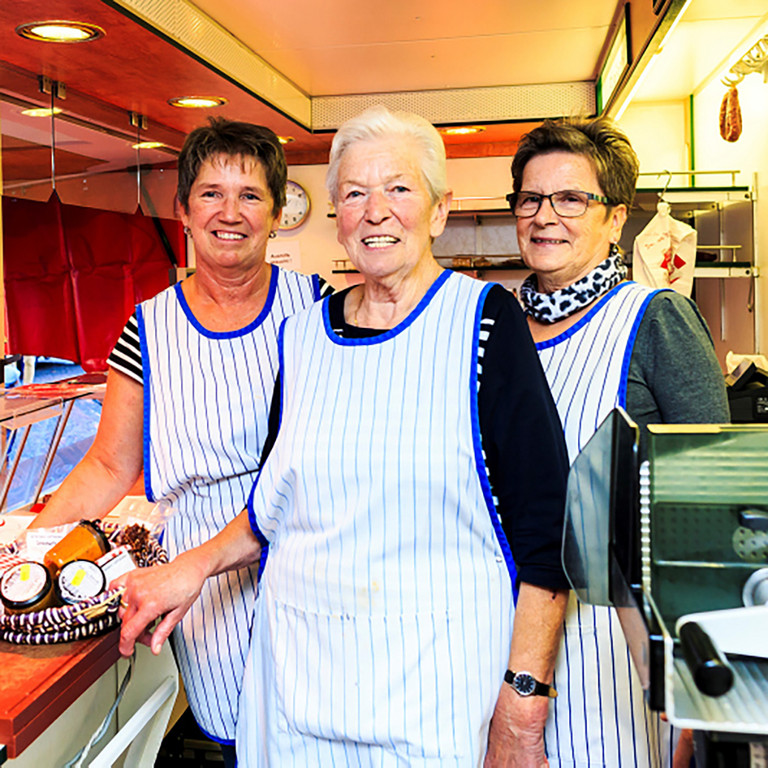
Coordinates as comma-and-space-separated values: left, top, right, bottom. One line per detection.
484, 684, 550, 767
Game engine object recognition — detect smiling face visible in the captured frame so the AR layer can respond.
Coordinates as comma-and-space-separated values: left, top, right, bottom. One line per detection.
180, 153, 280, 274
334, 137, 450, 283
515, 151, 627, 293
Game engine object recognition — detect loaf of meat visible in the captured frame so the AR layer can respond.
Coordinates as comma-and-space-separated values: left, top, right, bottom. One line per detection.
719, 87, 742, 142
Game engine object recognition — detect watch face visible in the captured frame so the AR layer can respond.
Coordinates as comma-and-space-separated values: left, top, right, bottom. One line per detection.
280, 180, 310, 230
514, 673, 536, 696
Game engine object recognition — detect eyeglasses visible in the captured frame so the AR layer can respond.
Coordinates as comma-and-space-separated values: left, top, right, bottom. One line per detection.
506, 189, 613, 218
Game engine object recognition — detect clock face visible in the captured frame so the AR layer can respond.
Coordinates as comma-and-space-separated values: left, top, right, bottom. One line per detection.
280, 180, 310, 230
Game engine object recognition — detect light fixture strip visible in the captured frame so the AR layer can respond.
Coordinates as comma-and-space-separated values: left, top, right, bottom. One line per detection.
106, 0, 310, 126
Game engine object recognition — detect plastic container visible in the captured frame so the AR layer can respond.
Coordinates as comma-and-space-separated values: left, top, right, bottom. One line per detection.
0, 561, 57, 614
44, 520, 110, 577
56, 560, 107, 605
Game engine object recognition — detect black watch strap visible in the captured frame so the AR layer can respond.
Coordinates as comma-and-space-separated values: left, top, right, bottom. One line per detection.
504, 669, 557, 698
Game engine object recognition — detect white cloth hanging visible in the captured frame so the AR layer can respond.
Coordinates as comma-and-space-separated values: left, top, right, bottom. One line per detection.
632, 200, 697, 297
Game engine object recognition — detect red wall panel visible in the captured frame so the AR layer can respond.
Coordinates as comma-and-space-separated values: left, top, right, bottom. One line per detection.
3, 194, 183, 371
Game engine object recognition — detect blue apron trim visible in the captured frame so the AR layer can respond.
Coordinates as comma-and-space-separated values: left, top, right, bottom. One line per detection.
617, 286, 667, 408
321, 269, 453, 346
535, 281, 634, 350
469, 284, 519, 599
173, 264, 279, 339
196, 721, 235, 747
246, 318, 289, 548
135, 303, 155, 503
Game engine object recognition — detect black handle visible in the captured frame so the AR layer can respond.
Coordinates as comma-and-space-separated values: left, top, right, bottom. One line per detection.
678, 621, 734, 697
738, 508, 768, 532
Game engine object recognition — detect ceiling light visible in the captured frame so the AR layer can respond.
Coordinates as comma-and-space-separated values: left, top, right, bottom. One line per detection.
440, 126, 486, 136
168, 96, 227, 109
16, 21, 104, 43
278, 136, 294, 144
132, 141, 165, 150
21, 107, 63, 117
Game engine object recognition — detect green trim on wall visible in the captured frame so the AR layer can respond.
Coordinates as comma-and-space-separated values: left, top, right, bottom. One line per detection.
689, 93, 695, 187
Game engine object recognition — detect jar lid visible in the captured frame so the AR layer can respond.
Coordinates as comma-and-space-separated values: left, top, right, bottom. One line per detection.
56, 559, 107, 604
1, 561, 53, 611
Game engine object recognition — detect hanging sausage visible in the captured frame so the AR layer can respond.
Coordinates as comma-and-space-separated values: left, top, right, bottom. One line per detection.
719, 86, 742, 142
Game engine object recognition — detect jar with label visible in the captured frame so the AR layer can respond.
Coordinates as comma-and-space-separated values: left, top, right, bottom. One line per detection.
44, 520, 110, 576
56, 560, 107, 605
0, 561, 57, 614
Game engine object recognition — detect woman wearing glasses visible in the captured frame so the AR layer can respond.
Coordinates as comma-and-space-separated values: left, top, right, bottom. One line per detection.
508, 117, 729, 768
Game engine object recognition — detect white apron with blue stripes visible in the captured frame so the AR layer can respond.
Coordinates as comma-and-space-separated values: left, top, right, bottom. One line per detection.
238, 271, 516, 766
537, 281, 670, 768
138, 266, 320, 742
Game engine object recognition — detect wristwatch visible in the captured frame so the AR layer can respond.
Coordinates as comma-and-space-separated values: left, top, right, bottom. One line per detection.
504, 670, 557, 698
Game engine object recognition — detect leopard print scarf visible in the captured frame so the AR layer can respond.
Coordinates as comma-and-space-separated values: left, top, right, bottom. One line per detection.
519, 245, 627, 324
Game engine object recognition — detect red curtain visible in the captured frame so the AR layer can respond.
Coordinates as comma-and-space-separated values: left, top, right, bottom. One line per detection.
3, 194, 184, 371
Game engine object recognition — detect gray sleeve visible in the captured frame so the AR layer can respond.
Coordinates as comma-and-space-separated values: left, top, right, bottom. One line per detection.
626, 291, 730, 429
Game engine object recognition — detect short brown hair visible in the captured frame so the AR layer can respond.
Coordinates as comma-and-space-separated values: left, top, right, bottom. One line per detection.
177, 117, 286, 216
511, 117, 639, 209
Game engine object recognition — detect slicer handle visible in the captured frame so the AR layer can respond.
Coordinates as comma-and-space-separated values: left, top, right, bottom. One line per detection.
678, 621, 734, 697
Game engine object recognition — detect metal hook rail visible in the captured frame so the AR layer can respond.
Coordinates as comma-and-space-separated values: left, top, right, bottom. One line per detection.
721, 34, 768, 87
636, 169, 742, 187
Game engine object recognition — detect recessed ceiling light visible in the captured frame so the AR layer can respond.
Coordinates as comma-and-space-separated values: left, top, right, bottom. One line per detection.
168, 96, 227, 109
278, 136, 294, 145
441, 126, 486, 136
132, 141, 165, 150
21, 107, 63, 117
16, 21, 104, 43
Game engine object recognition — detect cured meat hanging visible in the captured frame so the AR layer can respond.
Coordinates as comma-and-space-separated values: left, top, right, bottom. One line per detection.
719, 86, 742, 142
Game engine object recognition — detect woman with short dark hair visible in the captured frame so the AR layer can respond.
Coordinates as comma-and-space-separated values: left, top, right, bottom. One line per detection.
32, 117, 326, 767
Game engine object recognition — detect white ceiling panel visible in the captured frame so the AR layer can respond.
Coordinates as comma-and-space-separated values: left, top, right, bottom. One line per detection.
192, 0, 620, 94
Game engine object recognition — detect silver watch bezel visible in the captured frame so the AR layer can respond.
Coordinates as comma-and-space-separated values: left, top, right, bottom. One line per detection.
511, 671, 537, 696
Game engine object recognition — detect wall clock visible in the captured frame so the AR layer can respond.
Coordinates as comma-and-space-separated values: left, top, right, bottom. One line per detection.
280, 179, 311, 230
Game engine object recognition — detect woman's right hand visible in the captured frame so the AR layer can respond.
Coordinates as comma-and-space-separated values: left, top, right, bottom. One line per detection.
114, 550, 208, 656
115, 508, 262, 656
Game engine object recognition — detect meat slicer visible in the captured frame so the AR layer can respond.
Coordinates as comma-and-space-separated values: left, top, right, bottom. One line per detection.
562, 409, 768, 766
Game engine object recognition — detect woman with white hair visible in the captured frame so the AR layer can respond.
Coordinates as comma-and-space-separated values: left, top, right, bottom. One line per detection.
118, 105, 570, 766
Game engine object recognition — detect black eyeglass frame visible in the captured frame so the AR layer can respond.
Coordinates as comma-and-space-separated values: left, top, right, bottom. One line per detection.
505, 190, 614, 218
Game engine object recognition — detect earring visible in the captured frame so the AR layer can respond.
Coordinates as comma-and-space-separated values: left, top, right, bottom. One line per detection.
269, 231, 277, 239
183, 226, 191, 236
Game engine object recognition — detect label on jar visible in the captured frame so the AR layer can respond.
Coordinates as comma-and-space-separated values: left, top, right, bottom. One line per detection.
58, 560, 106, 603
1, 561, 48, 604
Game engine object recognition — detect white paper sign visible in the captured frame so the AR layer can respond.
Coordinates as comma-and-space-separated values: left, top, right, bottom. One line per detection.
266, 240, 303, 271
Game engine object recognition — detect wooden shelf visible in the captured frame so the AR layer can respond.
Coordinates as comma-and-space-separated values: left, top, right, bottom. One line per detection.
327, 206, 514, 220
693, 263, 757, 279
332, 259, 528, 275
632, 186, 752, 214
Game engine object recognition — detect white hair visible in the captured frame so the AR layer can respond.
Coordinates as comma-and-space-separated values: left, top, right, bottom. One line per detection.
326, 105, 447, 205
